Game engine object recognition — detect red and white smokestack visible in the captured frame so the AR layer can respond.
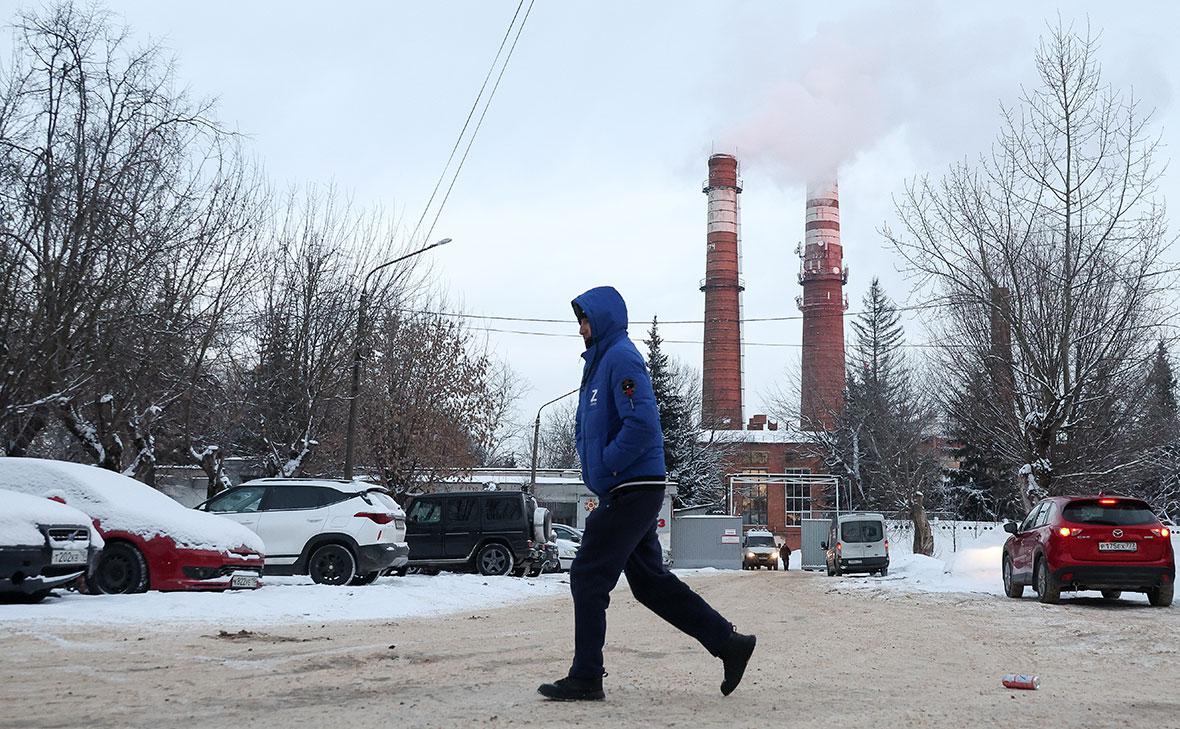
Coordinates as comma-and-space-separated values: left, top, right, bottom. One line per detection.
797, 178, 847, 430
700, 154, 744, 429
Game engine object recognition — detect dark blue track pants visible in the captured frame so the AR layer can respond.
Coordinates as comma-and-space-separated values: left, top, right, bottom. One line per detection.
568, 488, 734, 680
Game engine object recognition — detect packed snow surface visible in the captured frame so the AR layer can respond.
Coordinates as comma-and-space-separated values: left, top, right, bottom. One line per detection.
0, 572, 574, 625
0, 488, 103, 547
0, 458, 263, 554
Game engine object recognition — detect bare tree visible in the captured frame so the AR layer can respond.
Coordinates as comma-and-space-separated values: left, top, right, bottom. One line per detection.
0, 3, 264, 483
237, 187, 412, 480
361, 302, 519, 496
886, 23, 1173, 511
538, 399, 579, 470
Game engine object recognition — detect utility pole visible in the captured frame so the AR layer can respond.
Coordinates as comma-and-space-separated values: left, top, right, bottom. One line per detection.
343, 238, 451, 480
527, 388, 579, 493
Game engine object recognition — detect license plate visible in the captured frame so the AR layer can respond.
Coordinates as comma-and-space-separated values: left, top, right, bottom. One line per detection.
51, 549, 87, 565
846, 559, 862, 564
1098, 542, 1137, 552
230, 574, 259, 589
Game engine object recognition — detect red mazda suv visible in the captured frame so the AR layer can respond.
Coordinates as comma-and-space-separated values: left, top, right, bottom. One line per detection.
1002, 495, 1175, 606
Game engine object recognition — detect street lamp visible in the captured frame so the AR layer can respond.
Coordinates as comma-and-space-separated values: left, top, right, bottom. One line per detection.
343, 237, 452, 480
527, 388, 579, 493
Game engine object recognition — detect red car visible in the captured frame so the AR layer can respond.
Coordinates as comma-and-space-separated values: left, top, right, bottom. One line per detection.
0, 458, 264, 593
1002, 495, 1175, 606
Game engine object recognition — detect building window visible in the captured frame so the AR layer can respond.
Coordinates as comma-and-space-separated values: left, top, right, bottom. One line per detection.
784, 469, 812, 526
740, 481, 768, 528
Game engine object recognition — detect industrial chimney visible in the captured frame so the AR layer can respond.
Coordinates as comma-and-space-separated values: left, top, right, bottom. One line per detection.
797, 178, 847, 430
700, 154, 744, 429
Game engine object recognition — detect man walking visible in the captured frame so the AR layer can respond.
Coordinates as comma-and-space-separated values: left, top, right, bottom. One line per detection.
538, 285, 756, 702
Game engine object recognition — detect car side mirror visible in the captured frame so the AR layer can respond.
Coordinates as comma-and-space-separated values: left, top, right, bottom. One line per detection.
1003, 522, 1018, 535
820, 542, 828, 550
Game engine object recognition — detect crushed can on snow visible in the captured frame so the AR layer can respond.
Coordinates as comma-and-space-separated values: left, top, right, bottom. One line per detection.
1001, 674, 1039, 690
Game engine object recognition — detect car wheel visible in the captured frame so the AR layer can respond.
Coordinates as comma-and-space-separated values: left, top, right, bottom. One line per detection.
1147, 583, 1174, 607
349, 571, 379, 586
308, 544, 356, 586
1100, 589, 1122, 601
1002, 556, 1024, 599
91, 542, 149, 594
392, 567, 408, 577
476, 543, 514, 576
879, 567, 888, 577
526, 563, 543, 578
1035, 556, 1060, 604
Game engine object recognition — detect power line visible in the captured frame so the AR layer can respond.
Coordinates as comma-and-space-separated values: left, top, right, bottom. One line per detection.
408, 0, 534, 248
464, 325, 958, 349
421, 0, 536, 247
396, 299, 948, 327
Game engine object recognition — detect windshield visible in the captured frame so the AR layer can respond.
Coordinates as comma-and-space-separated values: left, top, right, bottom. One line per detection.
1063, 500, 1156, 526
841, 520, 884, 543
745, 535, 776, 547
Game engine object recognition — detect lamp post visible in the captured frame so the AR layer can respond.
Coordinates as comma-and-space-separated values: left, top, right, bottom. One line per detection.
527, 388, 579, 493
343, 238, 452, 480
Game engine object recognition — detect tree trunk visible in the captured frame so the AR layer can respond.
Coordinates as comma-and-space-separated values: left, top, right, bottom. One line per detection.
910, 491, 935, 556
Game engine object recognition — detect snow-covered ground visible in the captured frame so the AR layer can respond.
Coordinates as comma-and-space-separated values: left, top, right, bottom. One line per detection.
825, 519, 1180, 604
0, 573, 572, 627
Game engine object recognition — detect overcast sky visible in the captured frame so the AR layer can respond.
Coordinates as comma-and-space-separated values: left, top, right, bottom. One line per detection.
6, 1, 1179, 437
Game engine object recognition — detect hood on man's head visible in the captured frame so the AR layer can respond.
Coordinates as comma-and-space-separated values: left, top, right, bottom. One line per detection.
571, 286, 628, 344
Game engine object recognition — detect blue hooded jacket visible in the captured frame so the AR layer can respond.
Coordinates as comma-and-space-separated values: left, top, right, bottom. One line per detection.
572, 286, 666, 497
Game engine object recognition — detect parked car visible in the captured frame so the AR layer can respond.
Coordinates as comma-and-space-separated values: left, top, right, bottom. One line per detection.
403, 490, 552, 576
822, 513, 889, 576
197, 478, 408, 586
552, 524, 582, 571
0, 458, 264, 593
1, 489, 103, 602
1002, 495, 1175, 606
742, 529, 781, 570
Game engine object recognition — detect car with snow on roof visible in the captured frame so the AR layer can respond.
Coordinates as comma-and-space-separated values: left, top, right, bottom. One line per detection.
1002, 494, 1175, 606
1, 488, 103, 602
197, 478, 408, 586
0, 458, 264, 594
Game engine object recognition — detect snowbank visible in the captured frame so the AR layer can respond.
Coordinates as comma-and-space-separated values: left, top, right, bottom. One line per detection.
0, 488, 103, 548
0, 572, 573, 626
0, 458, 263, 554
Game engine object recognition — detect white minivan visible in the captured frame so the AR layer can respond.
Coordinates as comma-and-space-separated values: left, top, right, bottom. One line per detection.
822, 512, 889, 576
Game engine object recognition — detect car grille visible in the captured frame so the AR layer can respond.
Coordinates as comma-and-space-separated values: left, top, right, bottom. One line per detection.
182, 565, 264, 580
46, 527, 89, 542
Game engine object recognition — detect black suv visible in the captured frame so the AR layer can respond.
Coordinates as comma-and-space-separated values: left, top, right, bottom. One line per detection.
403, 491, 552, 577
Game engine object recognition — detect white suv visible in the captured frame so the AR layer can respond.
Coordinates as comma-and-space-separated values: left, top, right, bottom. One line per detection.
198, 479, 408, 585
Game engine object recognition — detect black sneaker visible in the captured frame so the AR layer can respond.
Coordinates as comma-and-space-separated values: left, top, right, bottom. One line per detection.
537, 676, 605, 701
717, 632, 757, 696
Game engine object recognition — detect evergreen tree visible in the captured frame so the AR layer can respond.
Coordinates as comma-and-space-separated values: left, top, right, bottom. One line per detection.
645, 317, 687, 475
822, 278, 940, 552
1143, 341, 1178, 429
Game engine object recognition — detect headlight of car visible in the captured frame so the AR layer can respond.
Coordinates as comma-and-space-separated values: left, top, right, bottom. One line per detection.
771, 550, 779, 559
745, 551, 755, 559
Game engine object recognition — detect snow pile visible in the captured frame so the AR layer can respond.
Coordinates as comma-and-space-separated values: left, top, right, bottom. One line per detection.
0, 488, 103, 547
0, 572, 573, 626
0, 458, 263, 554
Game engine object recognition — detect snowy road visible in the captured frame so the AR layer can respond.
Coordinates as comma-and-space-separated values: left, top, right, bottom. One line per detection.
2, 567, 1177, 729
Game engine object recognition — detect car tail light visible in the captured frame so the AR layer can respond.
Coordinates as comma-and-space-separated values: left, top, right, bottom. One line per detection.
1151, 527, 1170, 538
47, 495, 66, 504
1057, 527, 1082, 537
354, 512, 395, 524
1058, 527, 1070, 537
884, 539, 889, 553
836, 542, 842, 554
1098, 498, 1118, 505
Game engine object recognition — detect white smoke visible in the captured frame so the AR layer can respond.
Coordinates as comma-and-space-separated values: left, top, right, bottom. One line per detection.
720, 2, 1034, 185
